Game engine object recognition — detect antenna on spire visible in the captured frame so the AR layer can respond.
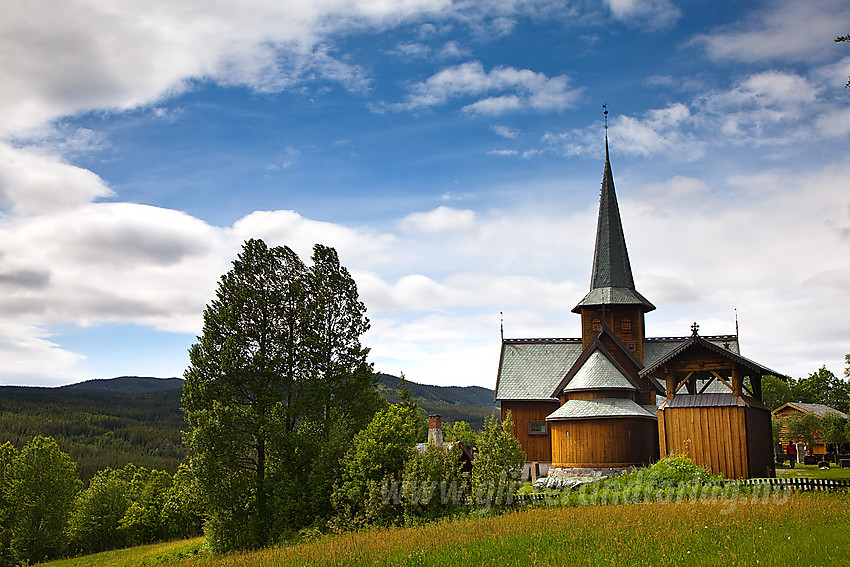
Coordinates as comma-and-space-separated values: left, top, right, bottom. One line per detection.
603, 103, 608, 131
500, 311, 504, 341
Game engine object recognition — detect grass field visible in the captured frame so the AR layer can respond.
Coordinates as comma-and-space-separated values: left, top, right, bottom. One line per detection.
40, 537, 205, 567
39, 491, 850, 567
776, 462, 850, 480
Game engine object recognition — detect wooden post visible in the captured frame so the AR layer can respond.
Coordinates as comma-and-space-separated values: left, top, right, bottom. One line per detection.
731, 367, 742, 397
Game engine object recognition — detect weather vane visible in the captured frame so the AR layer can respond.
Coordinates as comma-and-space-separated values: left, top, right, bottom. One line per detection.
603, 103, 608, 130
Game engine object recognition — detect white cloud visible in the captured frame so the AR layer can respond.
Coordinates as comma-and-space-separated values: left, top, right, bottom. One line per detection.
492, 125, 520, 138
488, 149, 518, 156
399, 205, 477, 233
0, 143, 113, 215
0, 323, 85, 386
692, 0, 850, 63
604, 0, 681, 30
390, 61, 581, 114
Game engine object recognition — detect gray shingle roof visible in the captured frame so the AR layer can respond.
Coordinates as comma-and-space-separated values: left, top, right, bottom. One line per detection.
546, 397, 657, 420
780, 402, 847, 419
563, 350, 637, 391
495, 340, 583, 400
496, 336, 738, 401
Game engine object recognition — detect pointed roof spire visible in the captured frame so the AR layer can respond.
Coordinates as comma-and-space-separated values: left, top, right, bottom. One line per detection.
573, 108, 654, 314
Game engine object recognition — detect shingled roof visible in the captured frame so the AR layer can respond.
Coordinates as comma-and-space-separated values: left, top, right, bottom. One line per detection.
495, 335, 740, 401
572, 138, 655, 314
639, 334, 782, 378
774, 402, 847, 419
546, 397, 657, 420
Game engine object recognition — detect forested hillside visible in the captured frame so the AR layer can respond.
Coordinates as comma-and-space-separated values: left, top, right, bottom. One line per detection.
0, 375, 498, 480
0, 378, 186, 480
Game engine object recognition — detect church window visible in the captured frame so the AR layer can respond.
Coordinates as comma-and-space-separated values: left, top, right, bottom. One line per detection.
622, 318, 632, 333
592, 318, 601, 331
528, 421, 548, 435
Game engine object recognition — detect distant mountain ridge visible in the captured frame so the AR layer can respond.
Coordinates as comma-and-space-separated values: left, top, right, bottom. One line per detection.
59, 376, 184, 393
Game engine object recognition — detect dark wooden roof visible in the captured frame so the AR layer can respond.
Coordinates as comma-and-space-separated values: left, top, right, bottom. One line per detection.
660, 393, 769, 411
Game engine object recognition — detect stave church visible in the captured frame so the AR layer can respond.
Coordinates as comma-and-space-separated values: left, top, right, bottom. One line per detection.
494, 129, 780, 480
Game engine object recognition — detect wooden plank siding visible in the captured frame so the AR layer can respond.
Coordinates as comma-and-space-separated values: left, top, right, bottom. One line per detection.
501, 401, 560, 463
550, 418, 658, 468
746, 407, 776, 478
658, 405, 775, 479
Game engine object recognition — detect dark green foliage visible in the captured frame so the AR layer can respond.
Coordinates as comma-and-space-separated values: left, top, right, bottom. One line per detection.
184, 239, 381, 552
819, 412, 848, 446
5, 436, 81, 564
0, 383, 186, 480
446, 421, 478, 448
759, 375, 793, 410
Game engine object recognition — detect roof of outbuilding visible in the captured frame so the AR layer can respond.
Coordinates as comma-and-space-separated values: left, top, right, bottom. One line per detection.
774, 402, 847, 419
640, 335, 782, 378
546, 397, 657, 420
658, 393, 769, 411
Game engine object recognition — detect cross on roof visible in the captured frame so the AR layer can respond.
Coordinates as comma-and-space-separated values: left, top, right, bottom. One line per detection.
691, 322, 700, 336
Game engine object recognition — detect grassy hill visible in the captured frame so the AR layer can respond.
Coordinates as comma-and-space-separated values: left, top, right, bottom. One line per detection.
0, 374, 497, 480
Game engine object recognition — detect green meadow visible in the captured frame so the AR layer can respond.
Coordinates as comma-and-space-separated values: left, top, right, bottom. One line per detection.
40, 491, 849, 567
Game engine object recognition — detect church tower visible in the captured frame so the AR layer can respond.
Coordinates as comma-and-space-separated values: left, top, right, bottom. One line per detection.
572, 135, 654, 363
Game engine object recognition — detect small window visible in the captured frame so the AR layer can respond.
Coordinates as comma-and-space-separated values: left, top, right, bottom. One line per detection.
528, 421, 548, 435
622, 318, 632, 333
592, 318, 602, 331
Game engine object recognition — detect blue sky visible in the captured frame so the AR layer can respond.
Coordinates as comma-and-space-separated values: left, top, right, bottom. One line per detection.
1, 0, 849, 388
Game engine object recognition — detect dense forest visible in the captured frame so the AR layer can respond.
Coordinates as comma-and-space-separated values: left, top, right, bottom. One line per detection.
0, 374, 497, 480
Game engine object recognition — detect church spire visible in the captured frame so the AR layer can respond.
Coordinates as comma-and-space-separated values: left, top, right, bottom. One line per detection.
572, 113, 654, 314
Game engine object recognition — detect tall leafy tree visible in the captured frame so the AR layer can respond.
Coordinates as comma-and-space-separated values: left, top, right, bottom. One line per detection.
184, 239, 379, 551
304, 244, 378, 435
792, 366, 850, 413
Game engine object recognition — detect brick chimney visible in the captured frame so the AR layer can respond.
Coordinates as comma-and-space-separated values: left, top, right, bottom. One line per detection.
428, 414, 443, 447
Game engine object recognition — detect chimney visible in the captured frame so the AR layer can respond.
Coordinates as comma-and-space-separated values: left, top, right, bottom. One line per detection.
428, 414, 443, 447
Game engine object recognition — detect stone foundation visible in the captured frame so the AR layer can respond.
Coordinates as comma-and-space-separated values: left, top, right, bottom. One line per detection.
547, 466, 632, 479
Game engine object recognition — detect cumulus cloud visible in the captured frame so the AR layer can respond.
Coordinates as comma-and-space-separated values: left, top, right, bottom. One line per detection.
388, 61, 581, 114
691, 0, 850, 63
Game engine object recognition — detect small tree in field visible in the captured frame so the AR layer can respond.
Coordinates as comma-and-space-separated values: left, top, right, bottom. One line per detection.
787, 412, 821, 448
6, 436, 80, 564
471, 412, 524, 506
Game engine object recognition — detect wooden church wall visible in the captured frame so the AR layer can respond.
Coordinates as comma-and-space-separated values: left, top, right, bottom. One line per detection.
501, 401, 559, 463
659, 406, 751, 479
550, 418, 657, 468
